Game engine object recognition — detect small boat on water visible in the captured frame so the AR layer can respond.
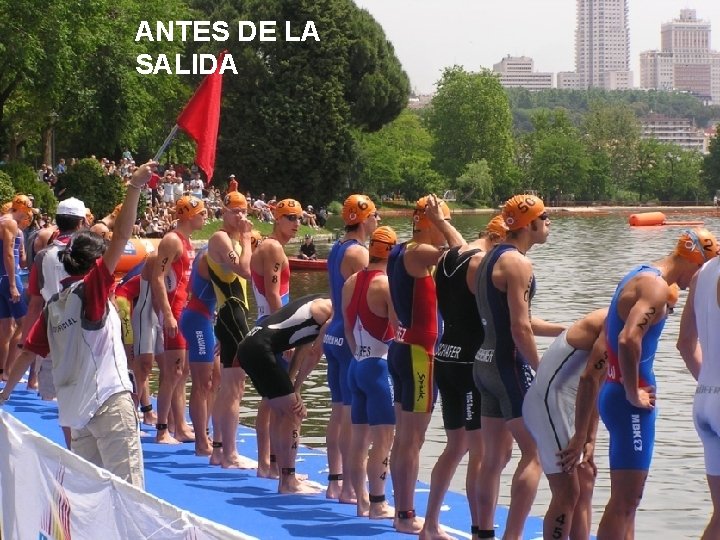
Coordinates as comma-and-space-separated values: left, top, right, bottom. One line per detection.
288, 257, 328, 271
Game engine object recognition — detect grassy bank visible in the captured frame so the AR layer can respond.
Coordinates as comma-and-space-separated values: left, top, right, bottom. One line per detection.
193, 217, 334, 241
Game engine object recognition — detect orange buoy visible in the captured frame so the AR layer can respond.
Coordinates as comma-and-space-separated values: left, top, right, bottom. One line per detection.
116, 238, 160, 273
629, 212, 666, 226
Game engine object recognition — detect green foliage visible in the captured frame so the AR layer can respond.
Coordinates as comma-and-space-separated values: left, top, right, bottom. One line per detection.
702, 126, 720, 197
352, 111, 440, 200
426, 67, 515, 193
200, 0, 409, 206
456, 160, 493, 204
0, 171, 14, 204
0, 162, 57, 214
327, 200, 343, 215
55, 158, 124, 218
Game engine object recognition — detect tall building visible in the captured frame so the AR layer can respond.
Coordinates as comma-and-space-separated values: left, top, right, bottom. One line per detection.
574, 0, 633, 89
492, 56, 553, 91
640, 9, 720, 105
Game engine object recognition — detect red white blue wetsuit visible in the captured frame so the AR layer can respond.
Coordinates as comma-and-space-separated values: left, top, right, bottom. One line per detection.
345, 269, 395, 425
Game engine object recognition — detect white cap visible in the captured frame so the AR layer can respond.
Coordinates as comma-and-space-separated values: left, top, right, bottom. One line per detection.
229, 174, 236, 178
56, 197, 87, 218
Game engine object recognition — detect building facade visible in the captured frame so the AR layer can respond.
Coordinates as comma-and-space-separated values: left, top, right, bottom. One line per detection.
640, 9, 720, 105
492, 56, 553, 90
640, 113, 706, 152
574, 0, 633, 89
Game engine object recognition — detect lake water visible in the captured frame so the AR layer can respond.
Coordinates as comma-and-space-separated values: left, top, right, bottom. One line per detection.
240, 211, 716, 539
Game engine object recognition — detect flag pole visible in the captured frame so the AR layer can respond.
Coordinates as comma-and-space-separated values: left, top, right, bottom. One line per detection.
153, 124, 179, 163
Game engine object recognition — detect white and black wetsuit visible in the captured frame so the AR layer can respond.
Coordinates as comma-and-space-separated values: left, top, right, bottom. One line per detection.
238, 293, 328, 399
473, 244, 536, 420
435, 246, 484, 431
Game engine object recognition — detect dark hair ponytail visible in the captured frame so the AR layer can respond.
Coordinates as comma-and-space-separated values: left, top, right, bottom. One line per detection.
58, 231, 107, 276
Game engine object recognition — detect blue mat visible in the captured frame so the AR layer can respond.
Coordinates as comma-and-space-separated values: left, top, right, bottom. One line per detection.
2, 388, 546, 539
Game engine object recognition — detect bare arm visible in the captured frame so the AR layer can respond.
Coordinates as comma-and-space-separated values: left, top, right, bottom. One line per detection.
425, 193, 465, 248
102, 161, 154, 274
261, 241, 287, 313
293, 321, 330, 391
558, 331, 607, 471
531, 317, 566, 338
3, 220, 19, 302
151, 233, 182, 323
618, 278, 666, 408
677, 273, 702, 380
342, 274, 358, 355
208, 229, 252, 279
505, 255, 540, 369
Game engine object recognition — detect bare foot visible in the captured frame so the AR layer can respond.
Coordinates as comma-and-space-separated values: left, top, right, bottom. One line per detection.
418, 525, 456, 539
209, 449, 222, 466
370, 502, 395, 520
257, 466, 280, 479
395, 515, 425, 535
27, 377, 38, 390
339, 488, 357, 505
326, 481, 342, 500
195, 443, 212, 456
143, 411, 158, 426
174, 428, 196, 443
156, 432, 181, 444
222, 455, 258, 469
279, 479, 323, 495
357, 498, 370, 517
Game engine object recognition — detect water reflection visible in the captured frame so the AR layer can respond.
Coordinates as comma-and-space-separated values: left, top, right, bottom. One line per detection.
238, 212, 715, 537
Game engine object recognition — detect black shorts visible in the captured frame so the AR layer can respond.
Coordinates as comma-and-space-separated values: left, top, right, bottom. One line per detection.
214, 297, 250, 369
435, 360, 482, 431
236, 335, 294, 399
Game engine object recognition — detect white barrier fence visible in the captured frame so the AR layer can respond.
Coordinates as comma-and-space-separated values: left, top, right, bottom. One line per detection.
0, 411, 255, 540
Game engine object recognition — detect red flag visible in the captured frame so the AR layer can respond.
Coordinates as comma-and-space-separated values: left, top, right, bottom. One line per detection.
177, 50, 227, 184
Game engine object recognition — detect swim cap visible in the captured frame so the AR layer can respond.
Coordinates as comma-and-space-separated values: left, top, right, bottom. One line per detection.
675, 228, 720, 265
175, 195, 206, 220
342, 194, 376, 225
250, 229, 262, 251
11, 194, 35, 217
502, 195, 546, 231
667, 283, 680, 308
273, 198, 303, 220
369, 226, 397, 259
485, 215, 508, 239
223, 191, 248, 210
413, 195, 451, 228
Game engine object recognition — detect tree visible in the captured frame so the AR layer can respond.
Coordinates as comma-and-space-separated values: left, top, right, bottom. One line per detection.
529, 132, 590, 201
702, 125, 720, 198
0, 162, 57, 214
196, 0, 409, 206
426, 67, 515, 197
54, 159, 124, 218
456, 160, 493, 204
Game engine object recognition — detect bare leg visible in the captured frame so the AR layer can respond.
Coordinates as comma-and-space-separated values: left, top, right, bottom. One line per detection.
4, 319, 22, 377
544, 472, 580, 540
0, 318, 13, 381
189, 362, 214, 455
211, 366, 255, 469
702, 475, 720, 540
420, 428, 468, 540
172, 355, 194, 442
155, 349, 183, 444
367, 424, 395, 520
326, 401, 343, 499
466, 429, 484, 532
503, 416, 542, 540
338, 404, 357, 503
597, 469, 648, 540
350, 423, 371, 516
392, 409, 432, 534
270, 393, 321, 494
133, 352, 156, 425
256, 399, 275, 477
570, 463, 596, 540
477, 418, 514, 536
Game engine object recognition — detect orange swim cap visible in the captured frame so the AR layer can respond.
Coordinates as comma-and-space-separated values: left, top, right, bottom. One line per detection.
342, 194, 376, 225
675, 228, 720, 264
223, 191, 248, 210
250, 229, 262, 251
175, 196, 206, 220
273, 198, 303, 220
502, 195, 546, 231
11, 194, 35, 217
369, 226, 397, 259
485, 215, 508, 239
413, 195, 451, 228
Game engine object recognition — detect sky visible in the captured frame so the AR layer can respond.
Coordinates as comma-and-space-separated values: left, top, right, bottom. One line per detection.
353, 0, 720, 94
